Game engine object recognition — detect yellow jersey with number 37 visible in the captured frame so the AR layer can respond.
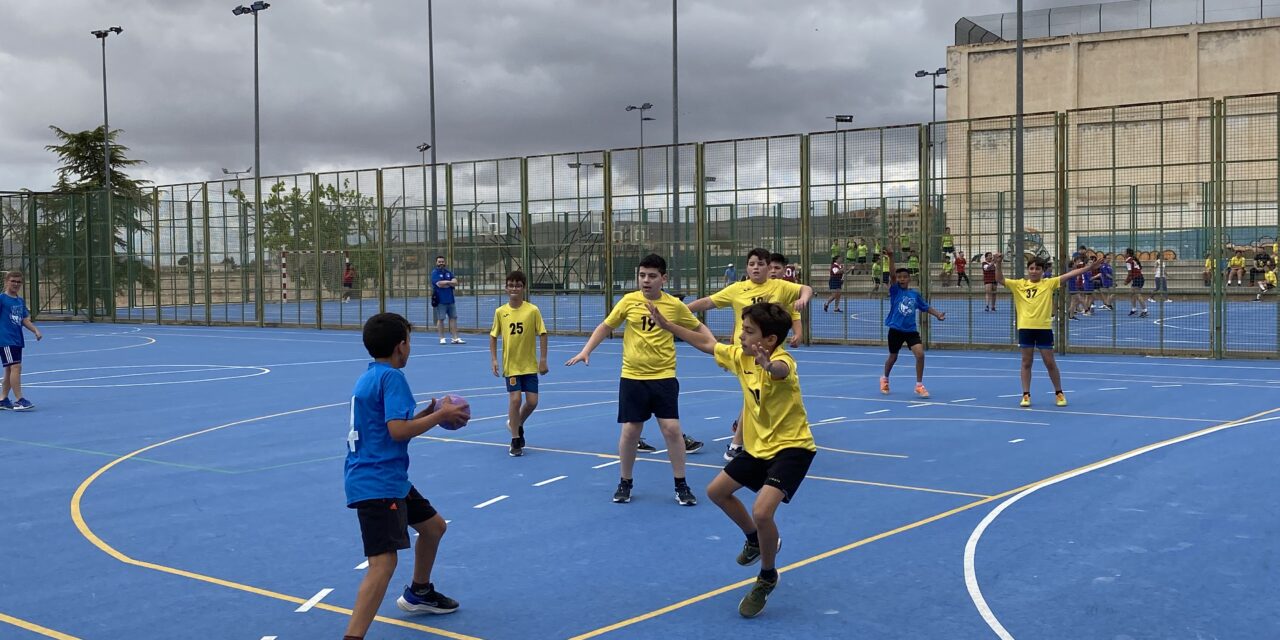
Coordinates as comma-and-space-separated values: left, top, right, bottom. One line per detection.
604, 291, 700, 380
712, 343, 815, 459
1003, 277, 1060, 330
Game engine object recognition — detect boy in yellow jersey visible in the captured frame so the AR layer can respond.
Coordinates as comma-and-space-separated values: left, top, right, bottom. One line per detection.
489, 271, 549, 457
687, 247, 813, 460
565, 254, 714, 506
993, 253, 1096, 407
649, 301, 815, 619
1256, 263, 1277, 301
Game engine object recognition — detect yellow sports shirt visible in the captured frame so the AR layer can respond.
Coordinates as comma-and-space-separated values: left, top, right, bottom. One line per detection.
713, 343, 815, 459
605, 291, 700, 380
1267, 270, 1278, 286
1003, 277, 1061, 330
489, 302, 548, 377
708, 279, 803, 344
1229, 256, 1245, 269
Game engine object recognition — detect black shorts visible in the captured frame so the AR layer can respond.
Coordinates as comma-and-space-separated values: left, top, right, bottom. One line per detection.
880, 273, 890, 284
887, 328, 921, 354
829, 279, 843, 291
618, 377, 679, 423
723, 447, 816, 503
1017, 328, 1054, 349
1, 346, 22, 367
1130, 276, 1145, 289
351, 486, 437, 558
857, 257, 867, 264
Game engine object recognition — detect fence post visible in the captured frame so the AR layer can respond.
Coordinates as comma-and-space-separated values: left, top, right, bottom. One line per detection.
602, 151, 615, 315
376, 169, 387, 316
695, 142, 707, 301
202, 182, 212, 325
799, 134, 812, 345
84, 193, 93, 322
918, 124, 932, 347
311, 174, 322, 328
521, 157, 531, 275
1211, 99, 1226, 359
1056, 112, 1070, 355
445, 164, 455, 267
152, 189, 162, 325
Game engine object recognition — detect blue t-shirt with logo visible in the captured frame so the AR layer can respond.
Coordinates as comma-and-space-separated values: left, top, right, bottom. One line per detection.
344, 362, 418, 506
0, 294, 29, 348
884, 284, 930, 333
431, 267, 456, 305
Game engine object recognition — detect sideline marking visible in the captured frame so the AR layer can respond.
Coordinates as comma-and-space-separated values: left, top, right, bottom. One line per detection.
964, 408, 1280, 639
568, 407, 1280, 640
1152, 384, 1183, 388
533, 475, 567, 487
355, 560, 368, 570
296, 588, 333, 613
0, 612, 81, 639
865, 409, 889, 415
1098, 387, 1127, 391
818, 416, 846, 423
1008, 438, 1025, 444
70, 401, 486, 640
815, 445, 907, 459
473, 495, 508, 509
592, 460, 621, 469
952, 398, 977, 403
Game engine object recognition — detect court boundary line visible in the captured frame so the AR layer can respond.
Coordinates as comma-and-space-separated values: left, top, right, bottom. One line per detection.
964, 407, 1280, 639
0, 611, 81, 640
564, 407, 1280, 640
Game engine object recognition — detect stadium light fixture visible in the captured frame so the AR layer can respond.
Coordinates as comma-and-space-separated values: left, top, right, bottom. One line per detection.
233, 0, 270, 325
90, 26, 122, 203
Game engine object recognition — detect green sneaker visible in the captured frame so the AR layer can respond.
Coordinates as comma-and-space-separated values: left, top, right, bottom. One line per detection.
736, 537, 781, 566
737, 576, 777, 618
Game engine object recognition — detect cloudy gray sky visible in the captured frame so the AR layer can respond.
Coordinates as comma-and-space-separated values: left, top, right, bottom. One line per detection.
1, 0, 1069, 191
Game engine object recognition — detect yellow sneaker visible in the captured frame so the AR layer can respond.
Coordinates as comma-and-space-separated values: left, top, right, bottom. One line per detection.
1019, 393, 1031, 408
1055, 391, 1067, 407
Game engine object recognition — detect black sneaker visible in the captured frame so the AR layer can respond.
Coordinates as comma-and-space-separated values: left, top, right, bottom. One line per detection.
508, 437, 524, 457
737, 537, 782, 565
613, 479, 633, 503
636, 438, 657, 453
683, 434, 704, 453
675, 483, 697, 506
724, 443, 743, 462
396, 584, 459, 614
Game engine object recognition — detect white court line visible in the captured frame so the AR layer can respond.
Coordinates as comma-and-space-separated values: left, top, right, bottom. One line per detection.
651, 449, 669, 454
295, 588, 333, 612
952, 398, 977, 403
1008, 438, 1025, 444
261, 636, 278, 640
1098, 387, 1127, 391
1152, 384, 1183, 388
1207, 382, 1238, 386
964, 411, 1280, 640
704, 416, 721, 420
818, 416, 847, 423
533, 475, 568, 487
473, 495, 509, 509
354, 560, 368, 570
865, 409, 889, 415
907, 403, 931, 408
713, 435, 734, 442
592, 460, 620, 469
997, 394, 1022, 398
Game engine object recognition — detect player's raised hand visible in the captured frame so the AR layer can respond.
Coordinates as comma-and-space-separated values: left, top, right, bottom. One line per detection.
793, 298, 808, 311
645, 302, 672, 329
993, 252, 1004, 263
565, 352, 589, 367
750, 343, 772, 368
936, 310, 947, 321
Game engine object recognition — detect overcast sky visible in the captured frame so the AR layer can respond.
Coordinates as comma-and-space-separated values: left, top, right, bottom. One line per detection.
0, 0, 1072, 192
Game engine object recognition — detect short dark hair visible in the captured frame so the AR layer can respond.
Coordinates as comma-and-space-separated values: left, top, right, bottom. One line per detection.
895, 267, 910, 275
363, 312, 412, 358
435, 255, 445, 260
638, 253, 667, 274
1027, 257, 1050, 270
506, 270, 527, 286
742, 302, 791, 344
747, 247, 771, 263
769, 252, 787, 266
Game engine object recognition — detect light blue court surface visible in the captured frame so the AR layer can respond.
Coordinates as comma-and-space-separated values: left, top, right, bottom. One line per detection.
1, 323, 1278, 639
122, 290, 1279, 354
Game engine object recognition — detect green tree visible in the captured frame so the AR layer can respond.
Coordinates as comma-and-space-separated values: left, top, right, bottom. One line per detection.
35, 125, 154, 316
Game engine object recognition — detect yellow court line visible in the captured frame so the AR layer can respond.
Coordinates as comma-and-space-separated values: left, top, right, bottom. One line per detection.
69, 403, 485, 640
0, 612, 81, 640
568, 406, 1280, 640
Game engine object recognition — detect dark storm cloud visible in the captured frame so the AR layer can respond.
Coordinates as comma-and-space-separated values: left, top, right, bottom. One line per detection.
1, 0, 1055, 192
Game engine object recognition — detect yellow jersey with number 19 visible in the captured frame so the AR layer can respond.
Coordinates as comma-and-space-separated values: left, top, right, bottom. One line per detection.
708, 278, 803, 344
1003, 277, 1060, 330
604, 291, 701, 380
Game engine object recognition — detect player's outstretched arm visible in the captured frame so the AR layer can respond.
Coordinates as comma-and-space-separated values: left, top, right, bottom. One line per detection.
22, 318, 41, 341
788, 318, 803, 348
752, 344, 790, 380
565, 322, 612, 366
1056, 259, 1095, 284
929, 307, 946, 321
795, 285, 813, 310
685, 296, 715, 313
992, 253, 1006, 285
647, 302, 717, 354
389, 397, 469, 440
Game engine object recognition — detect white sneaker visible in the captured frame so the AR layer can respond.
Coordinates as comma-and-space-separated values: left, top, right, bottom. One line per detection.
451, 338, 466, 344
439, 338, 447, 344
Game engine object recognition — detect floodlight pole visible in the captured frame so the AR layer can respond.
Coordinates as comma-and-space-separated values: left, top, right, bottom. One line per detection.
1014, 0, 1025, 277
234, 2, 270, 324
672, 0, 680, 290
428, 0, 440, 263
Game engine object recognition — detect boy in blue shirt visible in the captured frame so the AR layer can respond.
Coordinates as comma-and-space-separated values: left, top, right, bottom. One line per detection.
1, 271, 43, 411
878, 251, 945, 398
343, 312, 470, 640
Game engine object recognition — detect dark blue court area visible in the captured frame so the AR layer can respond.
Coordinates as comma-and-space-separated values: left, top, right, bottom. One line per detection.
1, 323, 1277, 639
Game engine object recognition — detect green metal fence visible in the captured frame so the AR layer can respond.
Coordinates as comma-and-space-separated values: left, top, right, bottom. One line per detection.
2, 91, 1277, 358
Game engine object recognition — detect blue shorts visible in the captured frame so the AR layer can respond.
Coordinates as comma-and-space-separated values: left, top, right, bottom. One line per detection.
1, 346, 22, 367
433, 302, 457, 322
1017, 329, 1054, 350
505, 373, 539, 394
